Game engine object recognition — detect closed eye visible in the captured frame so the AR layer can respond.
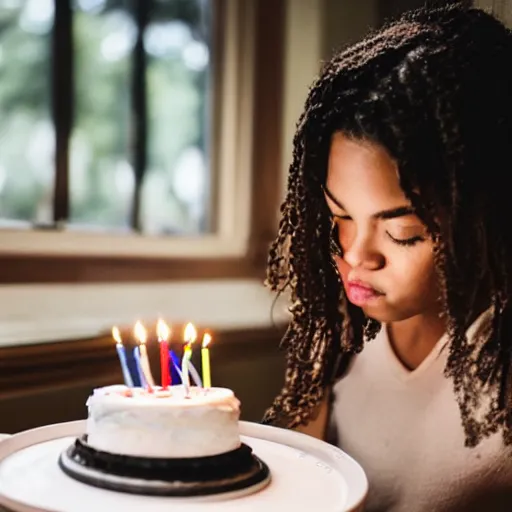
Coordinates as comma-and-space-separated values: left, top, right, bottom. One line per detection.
386, 232, 425, 247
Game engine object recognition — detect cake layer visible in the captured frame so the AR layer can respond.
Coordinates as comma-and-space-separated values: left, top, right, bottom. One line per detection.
86, 385, 241, 458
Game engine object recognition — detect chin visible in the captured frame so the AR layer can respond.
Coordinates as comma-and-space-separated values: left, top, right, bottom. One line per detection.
360, 303, 412, 324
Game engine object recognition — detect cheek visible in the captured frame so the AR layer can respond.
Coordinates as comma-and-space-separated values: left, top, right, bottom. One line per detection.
336, 255, 351, 284
338, 222, 355, 251
390, 245, 438, 299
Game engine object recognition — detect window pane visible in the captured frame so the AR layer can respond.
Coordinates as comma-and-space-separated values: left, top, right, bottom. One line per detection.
142, 0, 212, 235
0, 0, 54, 225
70, 0, 133, 229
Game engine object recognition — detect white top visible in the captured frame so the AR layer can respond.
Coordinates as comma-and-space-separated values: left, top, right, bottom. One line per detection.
331, 313, 512, 512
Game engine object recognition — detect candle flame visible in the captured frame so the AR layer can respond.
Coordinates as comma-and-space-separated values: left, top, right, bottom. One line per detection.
202, 333, 212, 348
157, 319, 170, 341
112, 326, 122, 345
184, 322, 197, 344
134, 321, 147, 344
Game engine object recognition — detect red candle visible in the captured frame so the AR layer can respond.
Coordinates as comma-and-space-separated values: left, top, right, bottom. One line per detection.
157, 319, 171, 388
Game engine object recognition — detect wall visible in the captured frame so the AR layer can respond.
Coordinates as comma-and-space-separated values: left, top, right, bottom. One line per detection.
323, 0, 379, 59
280, 0, 380, 193
475, 0, 512, 25
0, 324, 286, 433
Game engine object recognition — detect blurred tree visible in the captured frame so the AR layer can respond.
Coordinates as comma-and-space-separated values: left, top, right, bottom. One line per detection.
0, 0, 212, 234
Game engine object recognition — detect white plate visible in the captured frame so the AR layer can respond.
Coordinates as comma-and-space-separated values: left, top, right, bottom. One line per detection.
0, 421, 367, 512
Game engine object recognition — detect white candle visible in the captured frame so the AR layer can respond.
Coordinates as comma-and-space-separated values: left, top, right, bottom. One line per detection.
182, 323, 197, 396
134, 321, 155, 388
182, 343, 192, 395
188, 360, 203, 388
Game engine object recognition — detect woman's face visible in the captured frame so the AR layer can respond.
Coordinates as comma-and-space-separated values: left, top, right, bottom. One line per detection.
325, 132, 441, 323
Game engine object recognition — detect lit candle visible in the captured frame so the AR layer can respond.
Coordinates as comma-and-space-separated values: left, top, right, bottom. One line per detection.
201, 333, 212, 389
169, 350, 182, 384
188, 361, 203, 388
182, 323, 197, 396
134, 321, 155, 389
170, 353, 201, 387
133, 345, 147, 388
112, 326, 134, 387
157, 319, 171, 388
169, 350, 183, 382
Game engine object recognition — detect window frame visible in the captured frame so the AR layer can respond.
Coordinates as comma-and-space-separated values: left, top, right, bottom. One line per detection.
0, 0, 285, 283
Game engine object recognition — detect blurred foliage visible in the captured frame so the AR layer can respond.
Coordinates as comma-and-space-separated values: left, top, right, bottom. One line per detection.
0, 0, 211, 234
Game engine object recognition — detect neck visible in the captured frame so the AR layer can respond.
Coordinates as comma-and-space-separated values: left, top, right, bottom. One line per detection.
386, 312, 447, 371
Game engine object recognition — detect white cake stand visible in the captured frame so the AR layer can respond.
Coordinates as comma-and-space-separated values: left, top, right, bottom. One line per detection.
0, 420, 367, 512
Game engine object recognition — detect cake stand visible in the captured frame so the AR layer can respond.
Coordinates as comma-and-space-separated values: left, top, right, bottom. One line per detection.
0, 420, 367, 512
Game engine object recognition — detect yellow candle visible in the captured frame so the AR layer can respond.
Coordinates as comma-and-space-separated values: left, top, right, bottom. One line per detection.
201, 333, 212, 388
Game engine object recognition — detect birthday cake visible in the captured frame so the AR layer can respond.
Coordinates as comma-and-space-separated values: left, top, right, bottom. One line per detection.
59, 383, 270, 497
85, 384, 241, 458
58, 321, 270, 496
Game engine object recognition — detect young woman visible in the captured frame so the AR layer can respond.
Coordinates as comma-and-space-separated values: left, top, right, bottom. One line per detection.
263, 4, 512, 511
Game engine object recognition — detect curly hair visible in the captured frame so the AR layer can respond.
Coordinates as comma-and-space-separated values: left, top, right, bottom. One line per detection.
262, 4, 512, 448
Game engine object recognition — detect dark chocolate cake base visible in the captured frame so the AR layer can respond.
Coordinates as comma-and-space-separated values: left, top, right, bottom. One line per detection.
58, 435, 271, 497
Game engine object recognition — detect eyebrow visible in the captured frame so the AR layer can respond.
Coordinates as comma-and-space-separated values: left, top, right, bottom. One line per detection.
323, 186, 416, 220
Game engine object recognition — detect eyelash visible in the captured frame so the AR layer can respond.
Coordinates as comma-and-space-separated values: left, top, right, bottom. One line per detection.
386, 233, 425, 247
332, 217, 425, 247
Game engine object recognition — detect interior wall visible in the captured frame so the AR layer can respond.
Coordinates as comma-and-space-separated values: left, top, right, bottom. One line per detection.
0, 332, 285, 434
323, 0, 379, 60
474, 0, 512, 26
280, 0, 380, 194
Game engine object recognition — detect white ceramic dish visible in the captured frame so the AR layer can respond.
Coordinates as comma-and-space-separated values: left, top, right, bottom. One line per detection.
0, 420, 367, 512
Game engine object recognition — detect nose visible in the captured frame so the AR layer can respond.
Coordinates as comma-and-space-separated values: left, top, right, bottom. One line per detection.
341, 230, 384, 271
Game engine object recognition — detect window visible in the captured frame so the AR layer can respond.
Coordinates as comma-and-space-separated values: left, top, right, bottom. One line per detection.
1, 0, 215, 234
0, 0, 284, 279
0, 0, 54, 226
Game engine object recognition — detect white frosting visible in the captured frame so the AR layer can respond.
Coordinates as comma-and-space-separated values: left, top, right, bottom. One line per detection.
85, 385, 241, 458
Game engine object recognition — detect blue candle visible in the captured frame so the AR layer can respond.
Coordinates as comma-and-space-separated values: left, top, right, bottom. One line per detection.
112, 327, 134, 387
126, 348, 142, 387
169, 350, 182, 384
133, 346, 147, 388
116, 344, 135, 387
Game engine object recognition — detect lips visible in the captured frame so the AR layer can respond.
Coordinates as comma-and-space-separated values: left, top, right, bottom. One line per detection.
346, 280, 383, 306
